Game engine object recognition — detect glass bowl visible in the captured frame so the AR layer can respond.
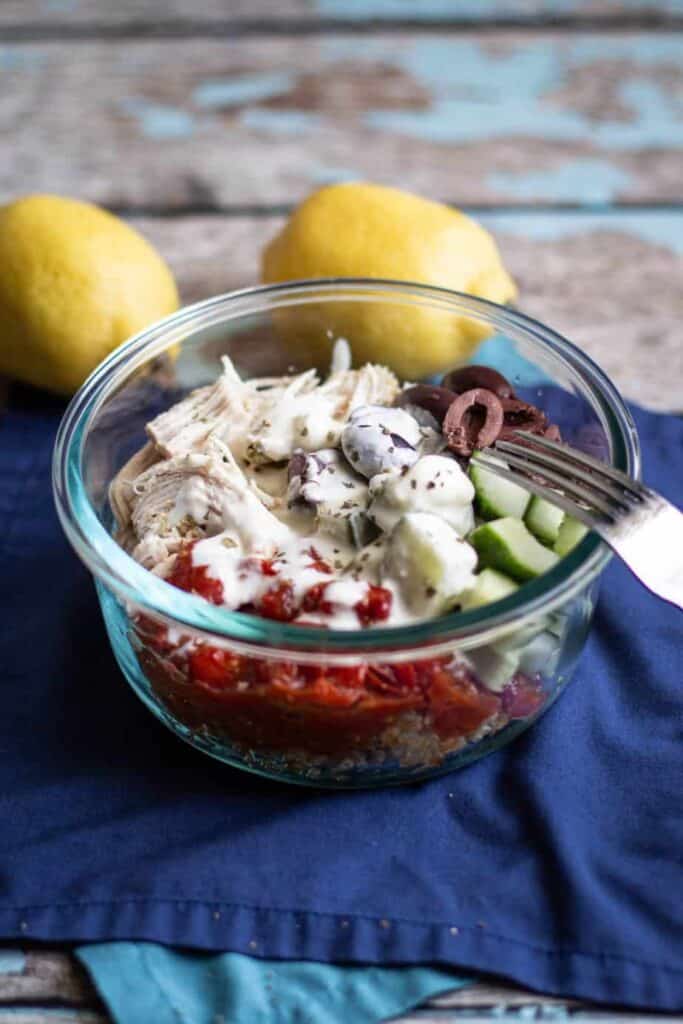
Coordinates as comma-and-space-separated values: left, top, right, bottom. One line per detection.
53, 279, 639, 787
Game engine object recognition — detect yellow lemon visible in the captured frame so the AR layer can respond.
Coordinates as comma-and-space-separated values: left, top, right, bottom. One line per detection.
0, 194, 179, 395
262, 182, 516, 380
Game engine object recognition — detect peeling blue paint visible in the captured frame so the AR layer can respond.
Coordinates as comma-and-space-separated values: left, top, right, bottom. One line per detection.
121, 99, 196, 139
317, 0, 683, 15
0, 950, 25, 974
478, 209, 683, 255
488, 159, 632, 203
310, 165, 361, 184
0, 49, 45, 70
321, 36, 683, 150
240, 108, 322, 135
193, 73, 295, 110
569, 36, 683, 65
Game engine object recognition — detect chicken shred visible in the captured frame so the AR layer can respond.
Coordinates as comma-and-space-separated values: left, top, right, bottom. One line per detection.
111, 353, 399, 572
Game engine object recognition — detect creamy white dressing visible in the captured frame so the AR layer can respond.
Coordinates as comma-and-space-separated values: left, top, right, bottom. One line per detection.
168, 476, 212, 528
114, 346, 481, 630
192, 530, 377, 628
368, 454, 475, 536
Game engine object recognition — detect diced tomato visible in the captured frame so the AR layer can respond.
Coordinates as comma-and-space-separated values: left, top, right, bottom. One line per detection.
301, 582, 333, 616
354, 585, 392, 626
256, 581, 298, 622
143, 540, 536, 761
189, 645, 242, 687
168, 544, 224, 606
430, 667, 500, 737
391, 662, 419, 690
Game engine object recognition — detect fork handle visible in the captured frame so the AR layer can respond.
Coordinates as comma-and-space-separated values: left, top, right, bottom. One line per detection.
605, 501, 683, 611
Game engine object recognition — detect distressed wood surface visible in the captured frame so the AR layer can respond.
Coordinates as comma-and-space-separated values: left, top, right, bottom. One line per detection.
2, 0, 683, 30
0, 1014, 105, 1024
2, 4, 682, 1023
3, 948, 677, 1024
119, 210, 683, 411
0, 953, 90, 1006
1, 33, 682, 208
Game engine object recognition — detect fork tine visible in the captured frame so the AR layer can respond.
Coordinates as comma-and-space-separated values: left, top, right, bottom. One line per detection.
495, 438, 637, 510
473, 453, 599, 526
474, 450, 613, 523
506, 430, 645, 499
489, 449, 620, 518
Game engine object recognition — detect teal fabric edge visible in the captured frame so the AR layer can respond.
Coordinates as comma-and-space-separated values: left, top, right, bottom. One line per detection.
76, 943, 472, 1024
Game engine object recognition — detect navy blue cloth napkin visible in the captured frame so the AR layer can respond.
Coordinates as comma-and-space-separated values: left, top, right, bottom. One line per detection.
0, 389, 681, 1011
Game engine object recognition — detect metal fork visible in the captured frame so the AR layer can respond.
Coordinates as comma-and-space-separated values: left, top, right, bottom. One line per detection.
472, 432, 683, 610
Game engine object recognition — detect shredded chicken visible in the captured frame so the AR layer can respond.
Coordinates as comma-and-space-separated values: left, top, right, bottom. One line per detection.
113, 434, 291, 568
145, 360, 247, 458
111, 352, 399, 572
108, 442, 161, 528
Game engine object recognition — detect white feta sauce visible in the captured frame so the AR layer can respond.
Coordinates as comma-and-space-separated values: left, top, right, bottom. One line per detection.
287, 448, 369, 541
168, 476, 212, 529
341, 405, 422, 478
383, 512, 478, 617
368, 454, 475, 536
112, 351, 485, 629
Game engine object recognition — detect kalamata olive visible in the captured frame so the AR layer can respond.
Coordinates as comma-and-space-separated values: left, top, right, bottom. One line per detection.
395, 384, 457, 425
441, 365, 514, 400
287, 448, 368, 515
443, 388, 504, 457
498, 397, 548, 440
287, 451, 309, 482
341, 405, 421, 478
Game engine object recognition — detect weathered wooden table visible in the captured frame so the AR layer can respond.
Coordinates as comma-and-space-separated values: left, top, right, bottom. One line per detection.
1, 1, 682, 1020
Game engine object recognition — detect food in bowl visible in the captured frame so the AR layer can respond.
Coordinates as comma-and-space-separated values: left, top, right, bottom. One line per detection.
54, 280, 637, 785
109, 338, 586, 778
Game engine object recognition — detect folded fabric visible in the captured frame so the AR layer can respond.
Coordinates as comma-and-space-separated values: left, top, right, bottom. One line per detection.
0, 388, 681, 1010
77, 944, 470, 1024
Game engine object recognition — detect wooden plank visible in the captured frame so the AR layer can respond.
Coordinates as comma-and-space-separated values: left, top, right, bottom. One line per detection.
430, 979, 581, 1007
0, 952, 91, 1006
0, 1013, 105, 1024
1, 33, 682, 208
1, 0, 683, 31
124, 209, 683, 412
404, 1014, 681, 1023
0, 951, 676, 1024
0, 957, 679, 1024
0, 949, 578, 1011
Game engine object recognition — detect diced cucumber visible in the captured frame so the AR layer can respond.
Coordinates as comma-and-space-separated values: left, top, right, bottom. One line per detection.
554, 516, 589, 557
470, 517, 560, 582
384, 512, 477, 616
469, 456, 530, 521
525, 495, 564, 546
517, 630, 562, 677
460, 568, 518, 611
468, 645, 520, 693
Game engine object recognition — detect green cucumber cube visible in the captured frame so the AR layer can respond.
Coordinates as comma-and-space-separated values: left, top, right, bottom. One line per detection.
469, 517, 560, 582
460, 568, 518, 611
554, 516, 589, 557
469, 456, 530, 521
525, 495, 565, 546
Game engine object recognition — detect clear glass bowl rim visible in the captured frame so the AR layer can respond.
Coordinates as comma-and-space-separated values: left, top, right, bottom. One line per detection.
52, 278, 640, 660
